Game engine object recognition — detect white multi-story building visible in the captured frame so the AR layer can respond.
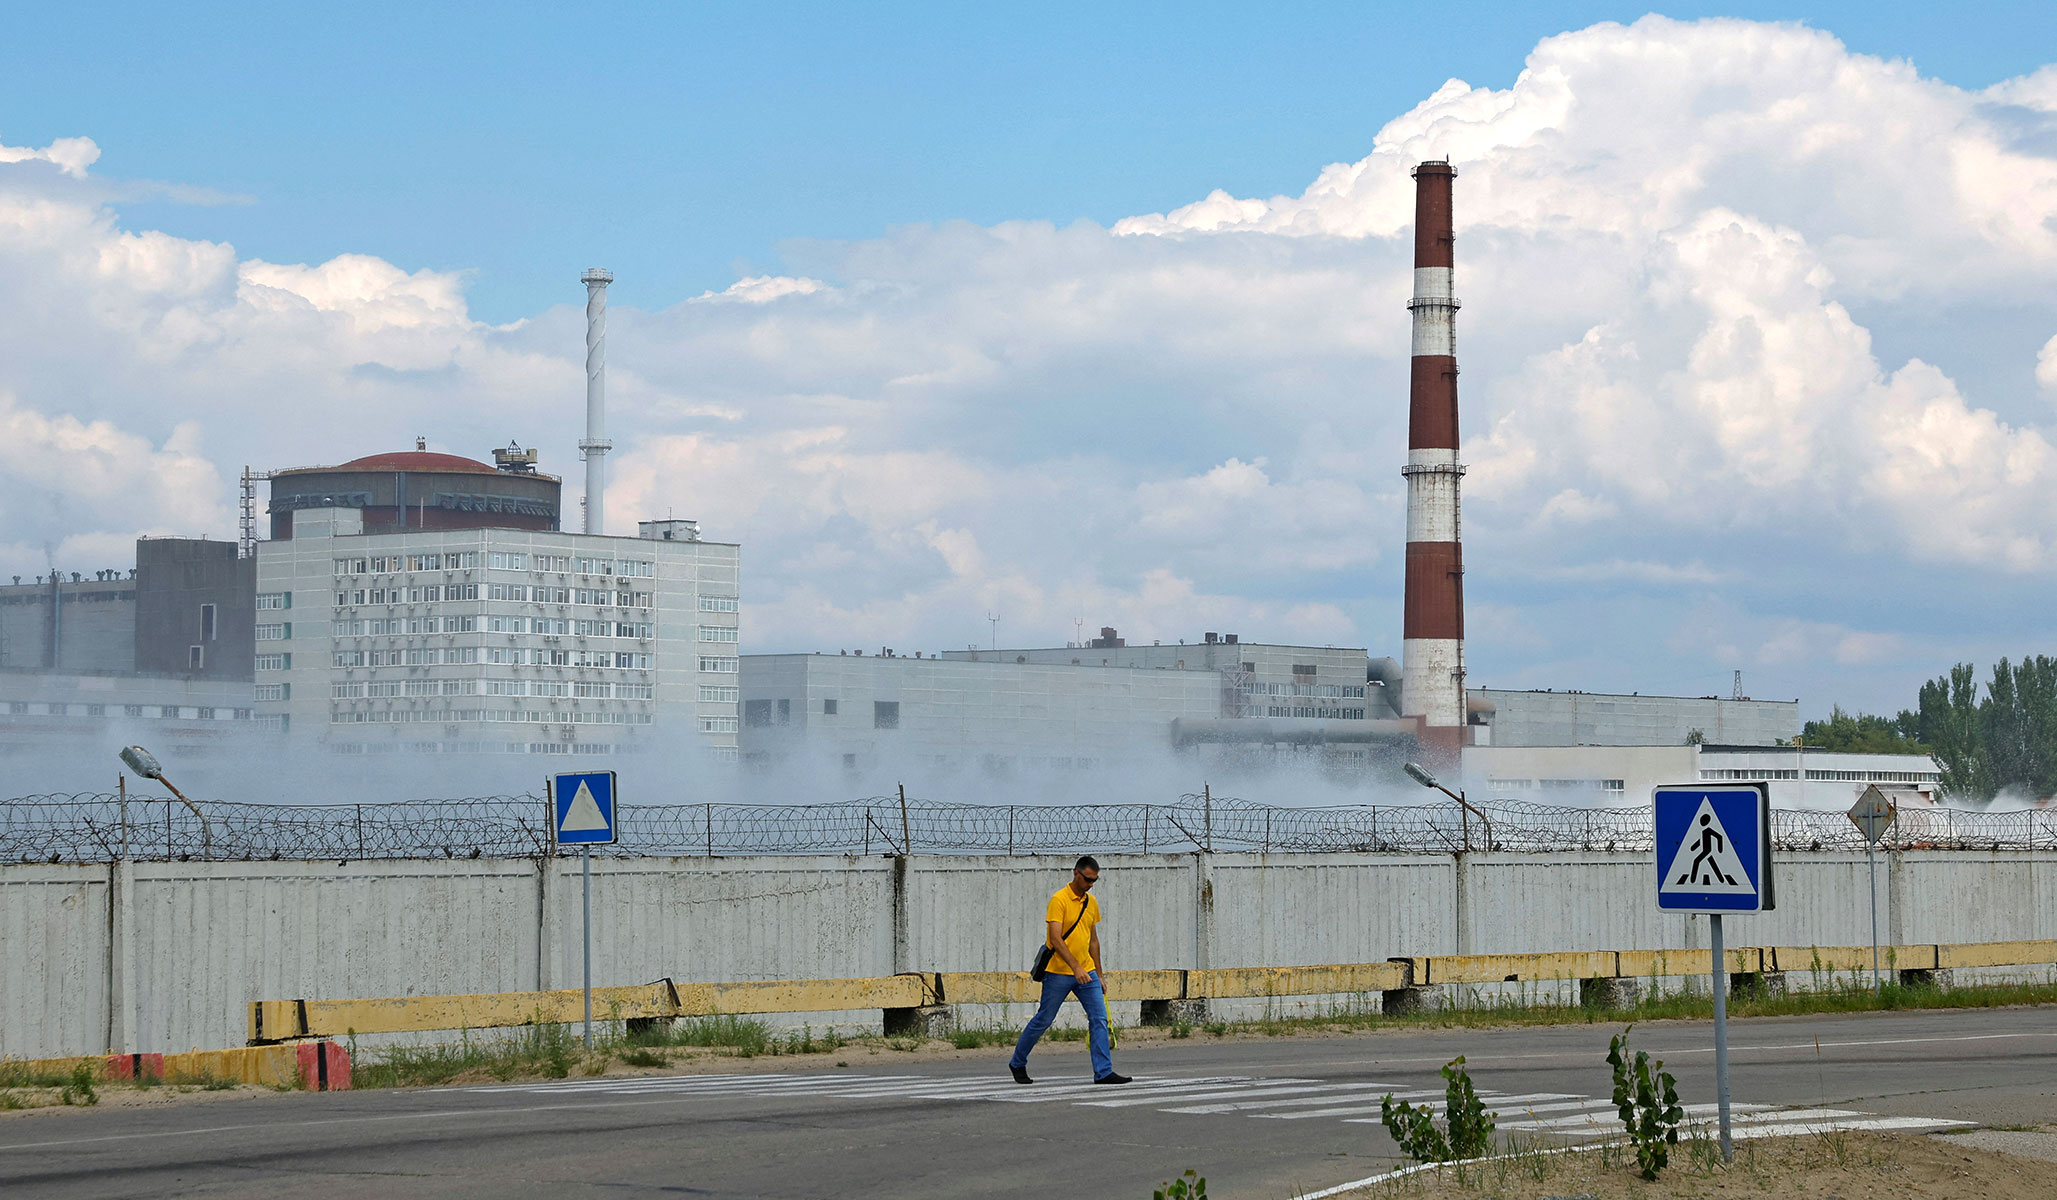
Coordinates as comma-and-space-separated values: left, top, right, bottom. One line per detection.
254, 510, 740, 758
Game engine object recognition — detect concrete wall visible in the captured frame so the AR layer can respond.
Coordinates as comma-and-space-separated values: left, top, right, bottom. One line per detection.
1474, 690, 1796, 748
6, 850, 2056, 1059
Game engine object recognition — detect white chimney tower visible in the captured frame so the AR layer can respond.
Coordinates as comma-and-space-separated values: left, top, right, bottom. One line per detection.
579, 267, 614, 534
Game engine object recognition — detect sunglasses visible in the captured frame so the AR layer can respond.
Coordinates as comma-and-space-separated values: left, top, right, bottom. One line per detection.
1077, 874, 1098, 886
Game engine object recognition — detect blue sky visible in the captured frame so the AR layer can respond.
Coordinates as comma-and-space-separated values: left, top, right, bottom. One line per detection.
4, 7, 2057, 721
5, 2, 2054, 321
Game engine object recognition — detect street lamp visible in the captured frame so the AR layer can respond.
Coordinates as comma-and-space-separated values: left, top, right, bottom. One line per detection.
118, 745, 214, 856
1403, 760, 1493, 852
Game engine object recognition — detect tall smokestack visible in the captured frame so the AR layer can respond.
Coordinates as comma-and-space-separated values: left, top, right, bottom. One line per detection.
580, 267, 614, 534
1401, 161, 1466, 764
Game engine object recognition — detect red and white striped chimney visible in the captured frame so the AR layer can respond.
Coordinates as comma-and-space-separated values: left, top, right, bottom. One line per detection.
1401, 160, 1466, 763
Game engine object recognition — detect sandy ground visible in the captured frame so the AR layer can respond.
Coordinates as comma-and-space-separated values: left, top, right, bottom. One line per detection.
0, 1082, 277, 1117
1359, 1130, 2057, 1199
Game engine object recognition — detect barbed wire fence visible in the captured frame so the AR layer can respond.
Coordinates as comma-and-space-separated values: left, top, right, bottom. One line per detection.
5, 790, 2055, 864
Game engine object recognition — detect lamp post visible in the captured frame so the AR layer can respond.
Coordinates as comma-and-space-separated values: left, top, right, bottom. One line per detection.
118, 745, 214, 857
1404, 761, 1492, 852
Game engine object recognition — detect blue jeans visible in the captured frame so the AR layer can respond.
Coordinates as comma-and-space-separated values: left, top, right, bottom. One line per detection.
1010, 969, 1114, 1079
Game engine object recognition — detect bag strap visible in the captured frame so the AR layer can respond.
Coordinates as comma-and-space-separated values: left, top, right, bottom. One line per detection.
1059, 893, 1091, 939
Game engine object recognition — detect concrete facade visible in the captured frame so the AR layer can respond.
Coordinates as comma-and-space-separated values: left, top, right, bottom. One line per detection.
944, 637, 1376, 722
1473, 689, 1797, 748
740, 653, 1226, 772
0, 574, 137, 674
133, 538, 256, 679
253, 514, 742, 757
7, 847, 2055, 1059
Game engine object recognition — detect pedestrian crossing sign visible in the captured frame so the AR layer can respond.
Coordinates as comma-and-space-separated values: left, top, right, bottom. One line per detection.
1654, 784, 1774, 913
552, 771, 618, 845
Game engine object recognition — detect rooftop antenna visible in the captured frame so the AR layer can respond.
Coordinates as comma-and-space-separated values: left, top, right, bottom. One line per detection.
1073, 615, 1084, 648
580, 268, 615, 534
1732, 670, 1744, 701
986, 611, 999, 652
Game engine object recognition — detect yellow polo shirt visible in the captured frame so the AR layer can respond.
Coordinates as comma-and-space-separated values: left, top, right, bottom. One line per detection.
1044, 885, 1099, 976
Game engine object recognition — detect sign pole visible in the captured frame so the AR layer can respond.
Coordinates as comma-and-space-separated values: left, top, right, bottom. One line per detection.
1710, 913, 1733, 1162
1867, 840, 1880, 994
582, 846, 593, 1048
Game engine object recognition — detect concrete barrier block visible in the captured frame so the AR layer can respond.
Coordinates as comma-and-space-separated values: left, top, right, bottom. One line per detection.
1579, 976, 1640, 1010
882, 1005, 954, 1039
1139, 999, 1210, 1026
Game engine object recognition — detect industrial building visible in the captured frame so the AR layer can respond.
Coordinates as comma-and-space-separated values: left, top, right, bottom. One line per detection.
1469, 743, 1943, 811
253, 458, 740, 758
0, 537, 259, 760
1472, 688, 1797, 748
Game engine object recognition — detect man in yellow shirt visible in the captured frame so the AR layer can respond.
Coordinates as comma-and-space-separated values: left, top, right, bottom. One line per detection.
1008, 856, 1130, 1084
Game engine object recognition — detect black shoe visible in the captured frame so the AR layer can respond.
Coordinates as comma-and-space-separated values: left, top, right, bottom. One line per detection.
1010, 1065, 1033, 1085
1094, 1072, 1132, 1085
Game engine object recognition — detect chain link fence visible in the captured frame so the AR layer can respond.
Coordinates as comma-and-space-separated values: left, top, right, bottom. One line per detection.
6, 791, 2056, 864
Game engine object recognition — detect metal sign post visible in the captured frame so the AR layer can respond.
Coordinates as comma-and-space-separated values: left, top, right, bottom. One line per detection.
1849, 785, 1897, 995
1655, 783, 1775, 1163
552, 771, 619, 1050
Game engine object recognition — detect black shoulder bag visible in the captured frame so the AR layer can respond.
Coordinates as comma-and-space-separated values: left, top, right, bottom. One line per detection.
1029, 895, 1092, 981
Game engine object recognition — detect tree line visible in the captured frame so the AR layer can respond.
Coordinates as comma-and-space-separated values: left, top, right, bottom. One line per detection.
1801, 656, 2057, 800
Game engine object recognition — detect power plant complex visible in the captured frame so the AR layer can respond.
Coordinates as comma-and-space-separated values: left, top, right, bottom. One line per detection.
0, 177, 1947, 808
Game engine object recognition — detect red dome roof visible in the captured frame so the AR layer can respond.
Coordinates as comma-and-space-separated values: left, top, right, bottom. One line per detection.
331, 451, 500, 475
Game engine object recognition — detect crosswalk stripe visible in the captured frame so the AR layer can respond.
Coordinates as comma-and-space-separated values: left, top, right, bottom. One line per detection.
1497, 1102, 1776, 1133
1075, 1081, 1339, 1108
1159, 1085, 1409, 1114
1728, 1116, 1973, 1139
1255, 1089, 1483, 1121
985, 1077, 1255, 1103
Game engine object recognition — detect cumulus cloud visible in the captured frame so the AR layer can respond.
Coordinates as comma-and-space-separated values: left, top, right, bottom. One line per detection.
5, 20, 2057, 715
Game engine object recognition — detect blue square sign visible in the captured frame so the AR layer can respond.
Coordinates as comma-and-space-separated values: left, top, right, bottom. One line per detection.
1654, 783, 1775, 913
553, 771, 618, 845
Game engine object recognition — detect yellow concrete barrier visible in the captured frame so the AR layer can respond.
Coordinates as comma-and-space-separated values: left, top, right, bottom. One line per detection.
252, 976, 929, 1041
1617, 947, 1763, 978
1189, 963, 1408, 998
1417, 952, 1619, 985
1769, 944, 1940, 973
1939, 939, 2057, 970
244, 937, 2057, 1044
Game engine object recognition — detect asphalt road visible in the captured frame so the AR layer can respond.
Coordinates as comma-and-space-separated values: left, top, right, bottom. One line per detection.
4, 1007, 2054, 1199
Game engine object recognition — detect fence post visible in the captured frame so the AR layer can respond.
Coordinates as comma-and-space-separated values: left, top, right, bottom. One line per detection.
354, 805, 365, 859
1264, 808, 1271, 854
898, 784, 913, 855
1203, 783, 1213, 853
705, 803, 714, 857
1142, 805, 1150, 854
1007, 806, 1015, 857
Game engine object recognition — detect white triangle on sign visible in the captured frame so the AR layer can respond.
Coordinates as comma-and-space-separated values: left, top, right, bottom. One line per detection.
1659, 798, 1755, 894
560, 780, 610, 832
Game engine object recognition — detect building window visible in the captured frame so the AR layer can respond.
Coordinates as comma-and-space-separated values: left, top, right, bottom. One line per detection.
86, 704, 105, 717
700, 595, 738, 612
200, 603, 217, 641
842, 753, 857, 768
699, 625, 739, 643
874, 701, 900, 730
124, 704, 145, 718
699, 685, 739, 703
255, 623, 290, 640
7, 702, 26, 715
197, 707, 215, 720
699, 656, 739, 673
777, 699, 790, 725
255, 684, 288, 701
823, 698, 838, 715
255, 653, 290, 671
189, 645, 204, 669
699, 716, 740, 733
744, 699, 773, 727
1292, 664, 1317, 676
255, 592, 290, 610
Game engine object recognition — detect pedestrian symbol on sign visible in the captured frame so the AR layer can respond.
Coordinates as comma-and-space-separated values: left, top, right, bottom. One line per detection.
1659, 799, 1755, 895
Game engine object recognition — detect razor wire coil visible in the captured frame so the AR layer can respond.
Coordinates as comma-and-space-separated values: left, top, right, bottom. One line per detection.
3, 792, 2053, 864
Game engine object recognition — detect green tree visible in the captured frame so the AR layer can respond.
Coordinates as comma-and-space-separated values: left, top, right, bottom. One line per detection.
1917, 663, 1990, 799
1801, 706, 1926, 755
